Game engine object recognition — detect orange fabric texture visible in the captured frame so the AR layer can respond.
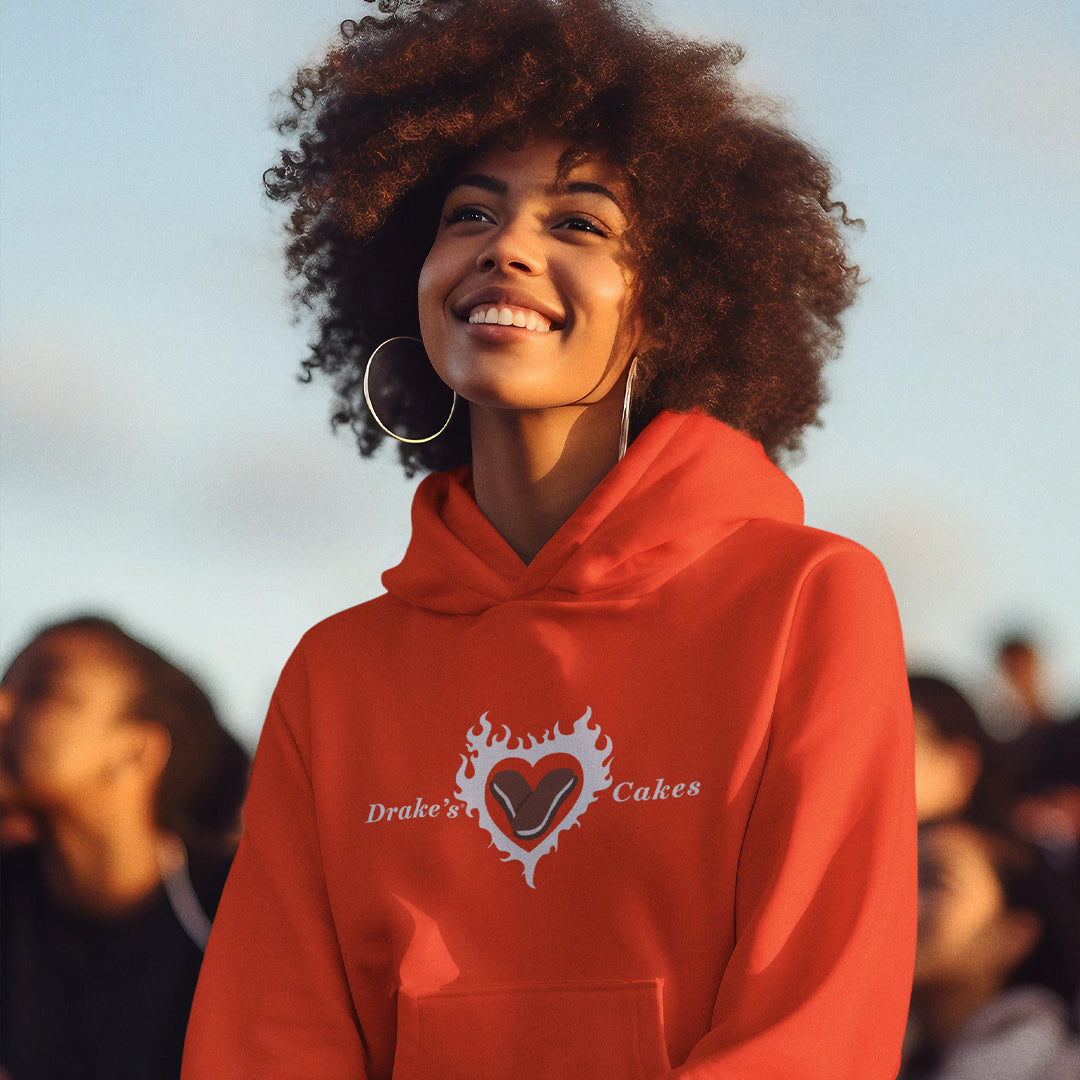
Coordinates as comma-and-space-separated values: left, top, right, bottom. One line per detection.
182, 411, 916, 1078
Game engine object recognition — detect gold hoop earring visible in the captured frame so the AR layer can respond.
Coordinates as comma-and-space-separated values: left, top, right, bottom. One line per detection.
362, 336, 458, 445
618, 356, 638, 461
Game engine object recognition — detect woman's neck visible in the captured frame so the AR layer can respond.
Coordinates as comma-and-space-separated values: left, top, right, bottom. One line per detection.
39, 806, 178, 919
469, 394, 624, 564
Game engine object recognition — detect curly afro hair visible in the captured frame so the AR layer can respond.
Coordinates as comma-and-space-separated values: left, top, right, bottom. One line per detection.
266, 0, 862, 475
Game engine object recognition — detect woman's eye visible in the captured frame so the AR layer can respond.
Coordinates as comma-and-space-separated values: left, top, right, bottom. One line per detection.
443, 206, 492, 225
556, 216, 608, 236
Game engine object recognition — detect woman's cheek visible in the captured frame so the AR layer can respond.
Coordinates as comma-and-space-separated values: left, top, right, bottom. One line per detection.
414, 245, 457, 367
417, 258, 449, 369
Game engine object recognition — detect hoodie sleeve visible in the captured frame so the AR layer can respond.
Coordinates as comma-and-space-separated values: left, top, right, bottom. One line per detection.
181, 649, 368, 1079
671, 546, 917, 1079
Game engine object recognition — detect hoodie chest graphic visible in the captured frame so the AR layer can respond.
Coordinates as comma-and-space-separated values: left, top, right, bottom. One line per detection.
358, 707, 708, 889
455, 709, 612, 888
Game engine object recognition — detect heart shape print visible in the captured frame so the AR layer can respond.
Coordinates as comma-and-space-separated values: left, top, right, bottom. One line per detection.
486, 753, 582, 850
455, 709, 613, 887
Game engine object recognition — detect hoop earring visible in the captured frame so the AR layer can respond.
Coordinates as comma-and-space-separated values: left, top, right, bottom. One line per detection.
618, 356, 638, 461
363, 336, 458, 445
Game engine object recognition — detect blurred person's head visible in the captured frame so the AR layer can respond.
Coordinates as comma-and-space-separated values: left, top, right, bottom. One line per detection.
910, 674, 993, 824
998, 635, 1039, 683
915, 819, 1080, 1015
997, 633, 1050, 726
0, 615, 249, 854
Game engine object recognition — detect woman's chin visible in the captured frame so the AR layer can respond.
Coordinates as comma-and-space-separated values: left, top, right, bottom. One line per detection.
449, 373, 567, 413
461, 391, 564, 414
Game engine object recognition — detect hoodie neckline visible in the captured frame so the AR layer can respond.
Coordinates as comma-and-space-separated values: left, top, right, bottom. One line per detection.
382, 410, 803, 615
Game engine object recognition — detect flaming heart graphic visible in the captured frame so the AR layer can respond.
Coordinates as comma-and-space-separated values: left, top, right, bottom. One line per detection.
454, 708, 613, 887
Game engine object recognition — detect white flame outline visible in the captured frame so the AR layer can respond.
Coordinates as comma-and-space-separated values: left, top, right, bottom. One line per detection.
454, 707, 613, 888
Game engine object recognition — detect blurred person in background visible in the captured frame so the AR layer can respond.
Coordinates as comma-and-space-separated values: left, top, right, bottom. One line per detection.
900, 818, 1080, 1080
910, 674, 1009, 826
0, 614, 250, 1080
980, 633, 1055, 743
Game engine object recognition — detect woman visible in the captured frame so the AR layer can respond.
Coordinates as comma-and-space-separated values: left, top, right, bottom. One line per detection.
902, 818, 1080, 1079
183, 0, 916, 1075
0, 615, 250, 1080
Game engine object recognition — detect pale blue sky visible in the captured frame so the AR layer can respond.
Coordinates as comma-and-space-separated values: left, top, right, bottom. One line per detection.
2, 0, 1078, 744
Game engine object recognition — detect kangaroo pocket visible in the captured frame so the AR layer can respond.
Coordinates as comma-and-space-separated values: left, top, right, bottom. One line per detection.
392, 978, 672, 1080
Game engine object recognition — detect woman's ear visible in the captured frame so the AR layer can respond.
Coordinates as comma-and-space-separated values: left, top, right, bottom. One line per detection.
113, 721, 171, 784
137, 722, 173, 781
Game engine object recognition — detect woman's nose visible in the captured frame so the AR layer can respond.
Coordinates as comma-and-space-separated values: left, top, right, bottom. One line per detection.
475, 220, 546, 275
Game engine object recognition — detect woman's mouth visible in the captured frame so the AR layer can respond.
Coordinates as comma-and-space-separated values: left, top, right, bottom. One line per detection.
467, 305, 554, 332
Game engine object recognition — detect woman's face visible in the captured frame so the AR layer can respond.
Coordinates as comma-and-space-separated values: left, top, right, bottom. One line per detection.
0, 630, 142, 810
418, 135, 644, 412
912, 706, 980, 823
914, 822, 1030, 989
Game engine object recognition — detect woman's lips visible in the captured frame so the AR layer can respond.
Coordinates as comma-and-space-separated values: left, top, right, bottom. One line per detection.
467, 304, 553, 332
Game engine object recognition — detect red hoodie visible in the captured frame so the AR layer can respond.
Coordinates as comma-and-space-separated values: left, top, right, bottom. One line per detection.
183, 410, 916, 1078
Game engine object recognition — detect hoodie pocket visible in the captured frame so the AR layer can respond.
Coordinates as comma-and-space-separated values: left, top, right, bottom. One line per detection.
392, 978, 671, 1080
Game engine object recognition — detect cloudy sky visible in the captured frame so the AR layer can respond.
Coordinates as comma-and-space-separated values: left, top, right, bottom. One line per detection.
2, 0, 1077, 746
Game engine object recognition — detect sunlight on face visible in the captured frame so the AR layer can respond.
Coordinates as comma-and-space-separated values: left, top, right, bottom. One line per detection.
914, 823, 1021, 988
0, 631, 140, 809
418, 135, 643, 412
912, 706, 979, 823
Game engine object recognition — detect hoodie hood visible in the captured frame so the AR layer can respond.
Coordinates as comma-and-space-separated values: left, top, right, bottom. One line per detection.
382, 410, 803, 615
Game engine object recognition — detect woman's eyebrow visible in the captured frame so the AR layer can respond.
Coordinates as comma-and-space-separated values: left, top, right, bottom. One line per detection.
447, 173, 507, 195
446, 174, 624, 213
560, 180, 625, 213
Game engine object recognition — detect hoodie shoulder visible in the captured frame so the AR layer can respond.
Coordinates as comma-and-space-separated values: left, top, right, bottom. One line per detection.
740, 517, 886, 566
287, 593, 404, 667
728, 518, 898, 610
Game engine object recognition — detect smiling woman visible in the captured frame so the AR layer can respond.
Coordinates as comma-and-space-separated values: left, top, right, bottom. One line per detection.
261, 0, 859, 479
419, 139, 639, 415
181, 1, 916, 1077
418, 136, 646, 559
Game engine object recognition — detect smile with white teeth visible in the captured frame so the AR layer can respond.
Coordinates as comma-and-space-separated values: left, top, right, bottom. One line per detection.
467, 305, 553, 332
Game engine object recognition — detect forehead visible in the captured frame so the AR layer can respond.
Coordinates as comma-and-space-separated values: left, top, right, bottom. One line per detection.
456, 135, 627, 199
3, 630, 131, 695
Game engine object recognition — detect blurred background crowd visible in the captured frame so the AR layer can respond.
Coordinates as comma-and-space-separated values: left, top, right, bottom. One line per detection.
2, 0, 1076, 1077
0, 616, 249, 1078
904, 640, 1080, 1077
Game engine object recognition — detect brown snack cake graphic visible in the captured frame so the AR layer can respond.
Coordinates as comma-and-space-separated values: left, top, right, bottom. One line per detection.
490, 768, 579, 841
